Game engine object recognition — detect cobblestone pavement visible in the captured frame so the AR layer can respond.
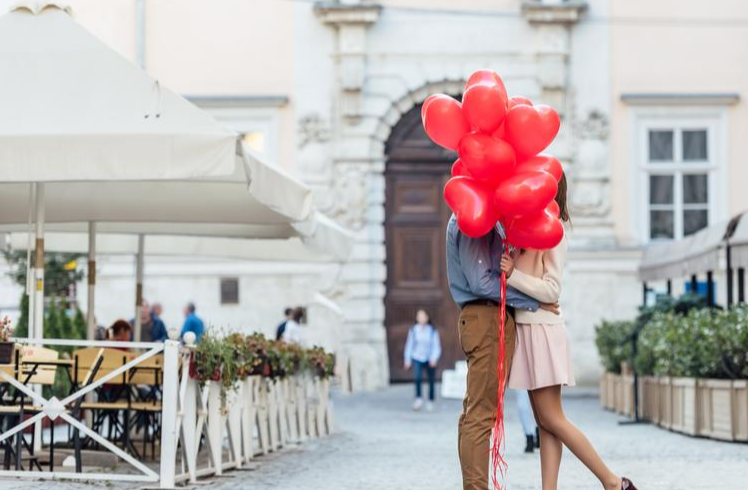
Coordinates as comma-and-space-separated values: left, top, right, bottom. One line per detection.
1, 385, 746, 490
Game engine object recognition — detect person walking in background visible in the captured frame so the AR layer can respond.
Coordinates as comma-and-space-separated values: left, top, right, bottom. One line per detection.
513, 389, 539, 453
131, 300, 168, 342
180, 302, 205, 343
282, 307, 304, 345
403, 309, 441, 412
275, 307, 293, 340
151, 302, 168, 340
501, 173, 638, 490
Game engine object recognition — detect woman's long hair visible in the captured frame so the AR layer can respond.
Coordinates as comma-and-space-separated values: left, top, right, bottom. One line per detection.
556, 172, 571, 224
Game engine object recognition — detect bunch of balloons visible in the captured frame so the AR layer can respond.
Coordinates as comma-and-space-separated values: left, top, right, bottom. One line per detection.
422, 70, 564, 250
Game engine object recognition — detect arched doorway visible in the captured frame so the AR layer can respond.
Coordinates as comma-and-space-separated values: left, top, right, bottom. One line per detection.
384, 102, 462, 382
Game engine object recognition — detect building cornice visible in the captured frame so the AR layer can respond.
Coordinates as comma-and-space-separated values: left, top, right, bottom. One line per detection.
314, 2, 382, 26
620, 93, 740, 106
521, 1, 588, 24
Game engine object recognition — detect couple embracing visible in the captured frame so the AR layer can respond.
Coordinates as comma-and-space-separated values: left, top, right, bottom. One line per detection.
447, 173, 638, 490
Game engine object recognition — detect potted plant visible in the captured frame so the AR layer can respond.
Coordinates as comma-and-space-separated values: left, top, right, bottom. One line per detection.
307, 346, 335, 380
0, 316, 14, 364
244, 332, 271, 377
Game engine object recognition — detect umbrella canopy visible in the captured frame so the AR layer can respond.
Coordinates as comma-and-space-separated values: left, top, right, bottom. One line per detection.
0, 3, 236, 183
0, 4, 349, 341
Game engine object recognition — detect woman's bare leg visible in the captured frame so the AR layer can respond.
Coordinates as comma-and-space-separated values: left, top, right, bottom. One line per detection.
528, 391, 563, 490
531, 385, 621, 490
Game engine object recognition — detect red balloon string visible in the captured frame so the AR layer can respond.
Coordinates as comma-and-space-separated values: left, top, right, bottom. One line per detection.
491, 270, 509, 490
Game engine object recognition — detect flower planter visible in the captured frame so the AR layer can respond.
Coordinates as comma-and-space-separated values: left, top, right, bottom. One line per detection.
698, 379, 735, 441
621, 374, 636, 418
733, 380, 748, 442
0, 341, 15, 364
657, 377, 672, 429
640, 376, 660, 423
670, 377, 699, 436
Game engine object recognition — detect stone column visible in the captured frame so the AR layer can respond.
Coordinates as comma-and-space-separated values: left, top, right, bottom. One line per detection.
522, 1, 614, 245
315, 2, 389, 390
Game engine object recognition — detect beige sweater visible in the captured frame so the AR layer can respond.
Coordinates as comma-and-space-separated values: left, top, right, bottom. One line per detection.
507, 234, 567, 325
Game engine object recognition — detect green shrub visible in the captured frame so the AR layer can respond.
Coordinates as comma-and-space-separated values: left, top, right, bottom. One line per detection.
594, 320, 635, 374
634, 306, 748, 379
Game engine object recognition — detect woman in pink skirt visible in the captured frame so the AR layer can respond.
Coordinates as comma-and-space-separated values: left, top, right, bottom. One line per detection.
501, 174, 638, 490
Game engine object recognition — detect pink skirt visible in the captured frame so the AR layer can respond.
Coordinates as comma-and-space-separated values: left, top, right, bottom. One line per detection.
508, 322, 576, 391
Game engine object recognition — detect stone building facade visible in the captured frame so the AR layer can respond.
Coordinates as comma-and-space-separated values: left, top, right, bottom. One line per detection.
16, 0, 745, 390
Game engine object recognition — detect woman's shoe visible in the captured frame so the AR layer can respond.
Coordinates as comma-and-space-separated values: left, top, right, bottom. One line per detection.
524, 435, 534, 453
621, 477, 638, 490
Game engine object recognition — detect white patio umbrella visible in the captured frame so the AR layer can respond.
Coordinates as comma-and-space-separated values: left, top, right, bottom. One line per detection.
0, 4, 345, 340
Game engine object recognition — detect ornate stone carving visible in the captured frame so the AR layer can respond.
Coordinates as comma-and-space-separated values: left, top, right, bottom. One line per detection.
575, 109, 610, 141
298, 113, 332, 149
571, 180, 610, 218
330, 162, 368, 229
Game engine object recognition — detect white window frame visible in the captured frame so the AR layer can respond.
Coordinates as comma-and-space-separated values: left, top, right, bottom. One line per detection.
629, 106, 728, 244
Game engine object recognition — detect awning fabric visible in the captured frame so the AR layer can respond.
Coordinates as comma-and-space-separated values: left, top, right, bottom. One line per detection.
639, 220, 731, 281
729, 214, 748, 269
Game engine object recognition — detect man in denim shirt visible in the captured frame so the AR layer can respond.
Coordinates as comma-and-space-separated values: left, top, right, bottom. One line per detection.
446, 214, 558, 490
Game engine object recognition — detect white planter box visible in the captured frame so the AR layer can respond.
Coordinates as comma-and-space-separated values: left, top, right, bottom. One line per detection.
670, 377, 699, 436
733, 380, 748, 442
698, 379, 735, 441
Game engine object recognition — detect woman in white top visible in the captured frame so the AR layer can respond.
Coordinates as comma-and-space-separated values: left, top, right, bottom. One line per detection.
282, 307, 304, 345
500, 174, 638, 490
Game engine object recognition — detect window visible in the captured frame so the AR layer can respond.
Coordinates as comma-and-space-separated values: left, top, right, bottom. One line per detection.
220, 278, 239, 305
642, 124, 715, 241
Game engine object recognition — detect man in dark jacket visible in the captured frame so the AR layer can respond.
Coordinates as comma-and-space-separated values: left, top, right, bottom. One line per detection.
275, 307, 293, 340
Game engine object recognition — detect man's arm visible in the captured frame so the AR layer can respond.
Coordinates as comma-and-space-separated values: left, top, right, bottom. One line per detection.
458, 232, 539, 311
506, 286, 540, 312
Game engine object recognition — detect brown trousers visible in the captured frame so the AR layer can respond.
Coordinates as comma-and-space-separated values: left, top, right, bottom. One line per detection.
457, 304, 517, 490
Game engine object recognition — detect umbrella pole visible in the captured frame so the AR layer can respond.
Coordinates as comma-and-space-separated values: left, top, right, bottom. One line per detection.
32, 183, 45, 342
87, 222, 96, 340
32, 183, 45, 452
134, 234, 145, 342
25, 184, 35, 340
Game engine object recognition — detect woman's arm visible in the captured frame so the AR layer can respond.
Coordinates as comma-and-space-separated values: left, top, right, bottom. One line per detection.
507, 239, 566, 304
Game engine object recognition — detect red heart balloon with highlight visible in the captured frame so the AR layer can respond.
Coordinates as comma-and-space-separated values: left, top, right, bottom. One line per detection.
458, 133, 516, 187
451, 159, 471, 178
463, 83, 508, 133
494, 171, 558, 219
515, 154, 563, 182
508, 96, 533, 109
422, 94, 470, 151
505, 203, 564, 250
465, 70, 507, 93
504, 104, 561, 158
444, 177, 498, 238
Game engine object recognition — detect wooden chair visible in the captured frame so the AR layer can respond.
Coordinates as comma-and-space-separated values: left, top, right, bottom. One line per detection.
0, 346, 63, 471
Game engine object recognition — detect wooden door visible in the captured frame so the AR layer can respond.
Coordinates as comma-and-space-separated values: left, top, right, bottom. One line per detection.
384, 104, 461, 382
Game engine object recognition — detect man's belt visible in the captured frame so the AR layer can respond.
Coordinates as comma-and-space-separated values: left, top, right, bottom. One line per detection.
462, 299, 499, 309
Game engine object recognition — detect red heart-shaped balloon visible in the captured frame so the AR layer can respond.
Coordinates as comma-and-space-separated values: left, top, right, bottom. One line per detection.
546, 199, 561, 219
508, 96, 533, 109
505, 203, 564, 250
458, 133, 516, 186
494, 171, 558, 219
463, 83, 508, 134
422, 94, 470, 151
444, 177, 498, 238
504, 104, 560, 158
451, 159, 472, 178
515, 154, 563, 182
465, 70, 507, 93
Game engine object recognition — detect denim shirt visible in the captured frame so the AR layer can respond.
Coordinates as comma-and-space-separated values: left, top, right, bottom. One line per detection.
403, 324, 442, 364
446, 214, 540, 311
